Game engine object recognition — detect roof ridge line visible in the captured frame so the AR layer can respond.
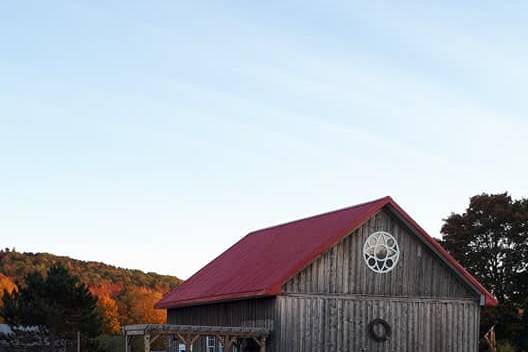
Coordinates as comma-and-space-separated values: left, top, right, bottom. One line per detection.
246, 196, 391, 236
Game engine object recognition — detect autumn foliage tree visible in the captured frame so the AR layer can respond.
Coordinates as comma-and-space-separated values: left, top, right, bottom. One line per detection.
0, 249, 181, 334
96, 293, 121, 335
118, 286, 165, 325
0, 273, 16, 323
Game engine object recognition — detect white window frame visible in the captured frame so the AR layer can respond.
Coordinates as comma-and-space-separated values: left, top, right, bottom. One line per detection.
206, 336, 216, 352
363, 231, 400, 273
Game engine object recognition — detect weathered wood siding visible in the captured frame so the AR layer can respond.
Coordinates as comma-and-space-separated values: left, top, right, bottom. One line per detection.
167, 298, 277, 351
165, 208, 483, 352
275, 295, 480, 352
284, 209, 477, 299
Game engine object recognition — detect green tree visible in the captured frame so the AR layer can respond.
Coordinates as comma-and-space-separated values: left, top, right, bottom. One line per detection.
441, 193, 528, 350
0, 264, 103, 351
441, 193, 528, 304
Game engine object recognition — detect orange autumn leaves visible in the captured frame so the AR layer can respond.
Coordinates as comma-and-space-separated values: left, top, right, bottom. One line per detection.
118, 286, 166, 325
1, 273, 170, 334
0, 274, 17, 323
95, 292, 121, 334
1, 277, 167, 333
90, 285, 166, 334
0, 250, 180, 334
0, 273, 16, 294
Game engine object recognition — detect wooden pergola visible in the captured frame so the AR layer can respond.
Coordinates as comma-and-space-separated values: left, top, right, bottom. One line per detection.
122, 324, 270, 352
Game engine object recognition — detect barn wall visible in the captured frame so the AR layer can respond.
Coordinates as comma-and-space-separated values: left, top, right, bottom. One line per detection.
165, 207, 484, 352
283, 209, 478, 299
276, 295, 480, 352
167, 298, 277, 352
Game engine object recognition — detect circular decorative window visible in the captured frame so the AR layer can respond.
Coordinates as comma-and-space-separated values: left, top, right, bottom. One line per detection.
363, 231, 400, 273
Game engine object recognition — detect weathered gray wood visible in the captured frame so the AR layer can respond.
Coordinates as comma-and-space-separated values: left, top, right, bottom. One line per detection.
161, 207, 484, 352
144, 333, 150, 352
167, 298, 276, 351
270, 208, 482, 352
275, 295, 480, 352
124, 335, 130, 352
168, 298, 276, 328
124, 324, 270, 336
283, 209, 478, 300
123, 324, 269, 352
223, 335, 237, 352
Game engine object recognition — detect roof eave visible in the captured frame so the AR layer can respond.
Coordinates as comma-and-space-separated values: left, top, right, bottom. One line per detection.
156, 289, 273, 310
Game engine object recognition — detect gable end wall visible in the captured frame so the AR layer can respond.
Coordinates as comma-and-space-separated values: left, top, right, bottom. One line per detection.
283, 208, 478, 299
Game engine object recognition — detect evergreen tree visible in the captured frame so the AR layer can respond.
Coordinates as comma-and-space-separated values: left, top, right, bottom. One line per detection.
0, 264, 102, 351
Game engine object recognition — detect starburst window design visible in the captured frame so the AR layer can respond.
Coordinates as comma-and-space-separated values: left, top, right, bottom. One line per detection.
363, 231, 400, 273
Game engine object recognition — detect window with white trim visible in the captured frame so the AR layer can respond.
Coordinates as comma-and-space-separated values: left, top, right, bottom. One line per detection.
206, 336, 216, 352
363, 231, 400, 273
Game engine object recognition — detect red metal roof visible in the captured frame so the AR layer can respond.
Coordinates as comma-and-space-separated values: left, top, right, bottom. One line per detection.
156, 196, 497, 309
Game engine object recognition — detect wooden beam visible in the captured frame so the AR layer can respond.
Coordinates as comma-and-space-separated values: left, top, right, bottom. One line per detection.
176, 332, 190, 352
150, 333, 161, 344
251, 336, 267, 352
177, 333, 199, 352
176, 332, 186, 344
144, 333, 151, 352
121, 323, 270, 352
124, 335, 130, 352
224, 335, 235, 352
122, 324, 270, 337
190, 334, 200, 345
259, 337, 267, 352
216, 334, 225, 349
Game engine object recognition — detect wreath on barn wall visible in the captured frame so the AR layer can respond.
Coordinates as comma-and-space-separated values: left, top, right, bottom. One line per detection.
368, 318, 391, 342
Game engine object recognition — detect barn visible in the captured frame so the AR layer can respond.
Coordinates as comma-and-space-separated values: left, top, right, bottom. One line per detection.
127, 196, 497, 352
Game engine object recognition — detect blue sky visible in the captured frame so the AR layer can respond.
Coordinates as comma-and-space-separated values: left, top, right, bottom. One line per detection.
1, 1, 527, 278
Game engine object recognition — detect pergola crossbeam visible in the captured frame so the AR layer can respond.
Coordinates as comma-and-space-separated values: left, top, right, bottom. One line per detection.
123, 324, 270, 352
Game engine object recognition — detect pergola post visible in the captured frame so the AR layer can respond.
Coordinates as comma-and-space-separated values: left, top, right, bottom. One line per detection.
189, 334, 200, 351
123, 335, 128, 352
224, 335, 231, 352
253, 336, 266, 352
177, 333, 199, 352
223, 335, 236, 352
144, 333, 151, 352
123, 332, 132, 352
259, 336, 267, 352
167, 335, 176, 352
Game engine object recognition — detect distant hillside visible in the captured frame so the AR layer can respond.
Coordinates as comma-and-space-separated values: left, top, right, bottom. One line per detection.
0, 249, 182, 291
0, 249, 182, 333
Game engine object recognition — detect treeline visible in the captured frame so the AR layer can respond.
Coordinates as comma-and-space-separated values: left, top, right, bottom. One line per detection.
0, 250, 182, 334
